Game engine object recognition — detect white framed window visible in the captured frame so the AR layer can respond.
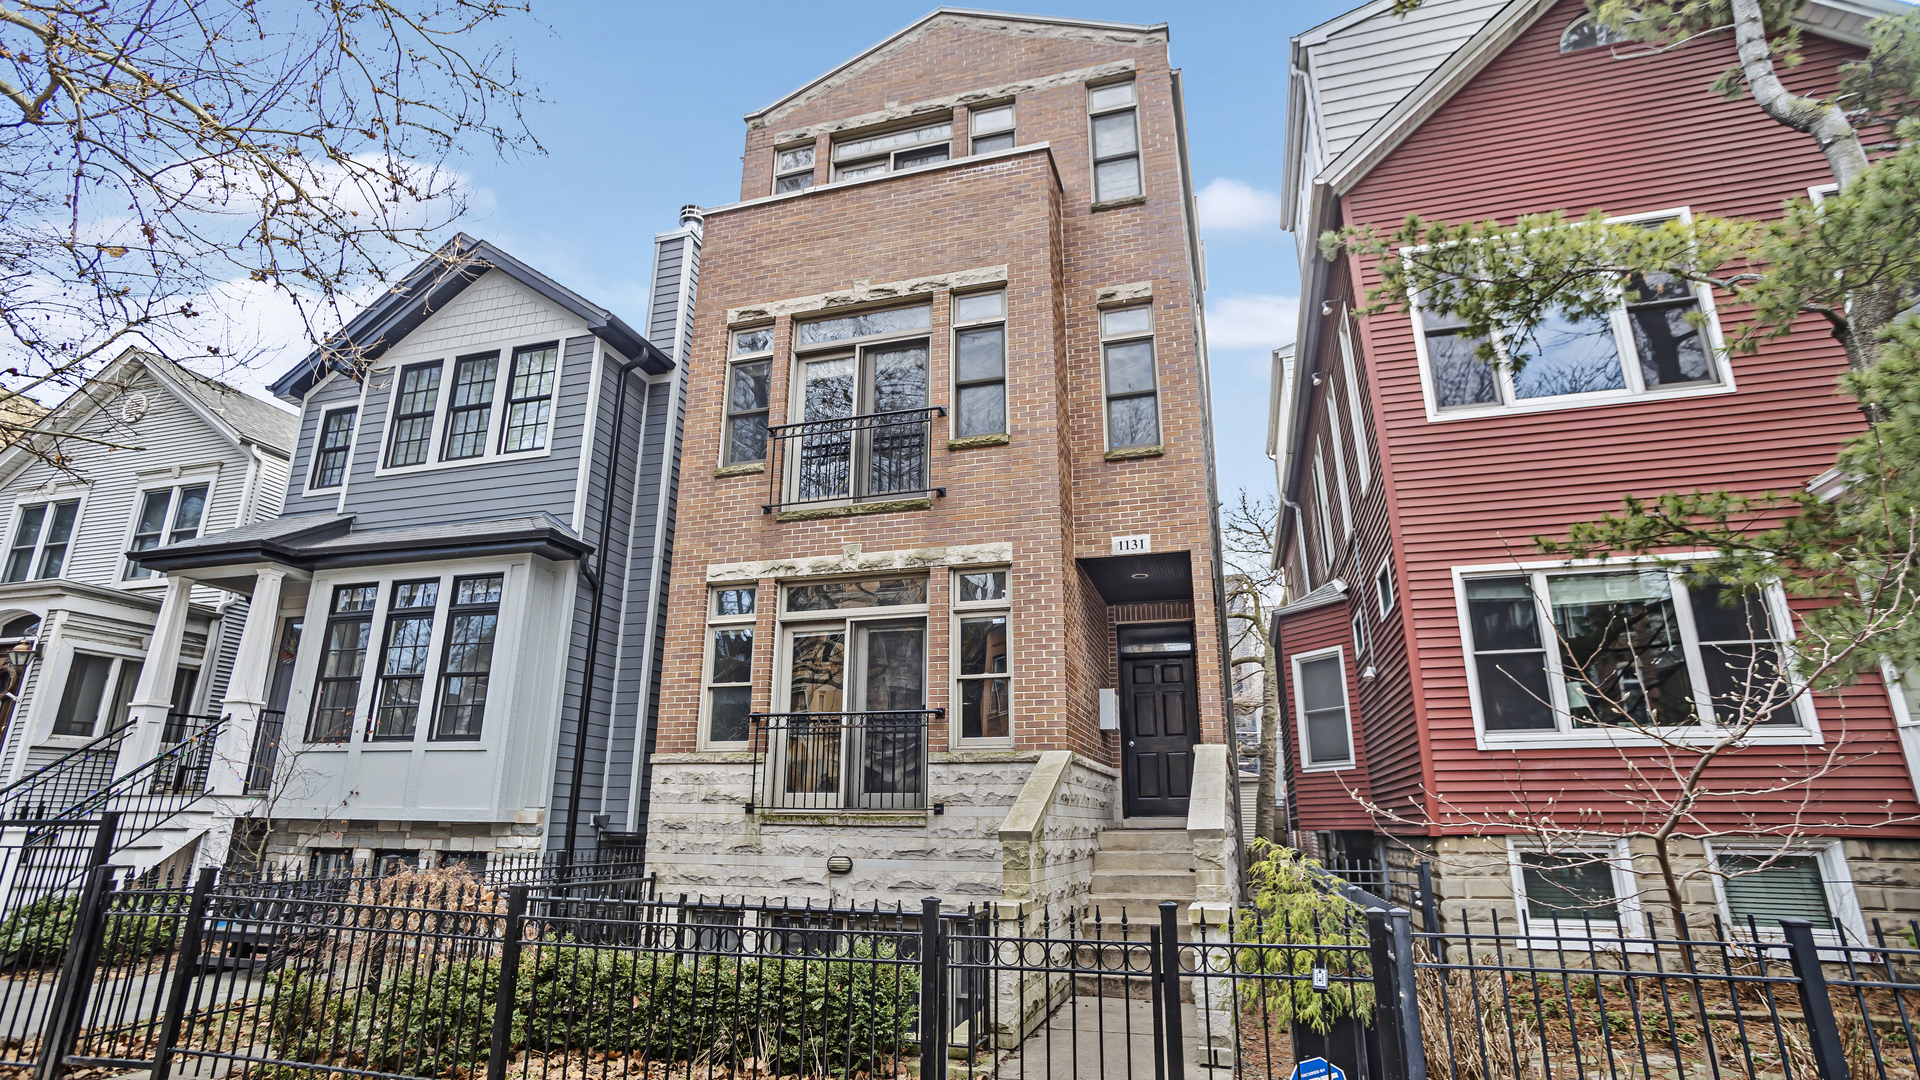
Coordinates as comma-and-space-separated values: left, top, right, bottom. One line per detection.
304, 569, 506, 744
1087, 81, 1141, 202
831, 120, 951, 182
1410, 209, 1733, 421
774, 144, 816, 194
1704, 839, 1866, 948
1376, 558, 1397, 618
1336, 314, 1370, 493
1454, 558, 1817, 747
124, 482, 211, 580
969, 104, 1015, 154
702, 584, 757, 748
1292, 645, 1354, 771
1506, 838, 1644, 939
952, 291, 1007, 438
386, 361, 443, 468
308, 407, 357, 490
3, 498, 81, 583
1311, 452, 1334, 564
1327, 392, 1353, 537
725, 327, 774, 466
50, 650, 143, 739
953, 569, 1010, 744
375, 340, 562, 475
500, 344, 559, 452
1101, 304, 1158, 450
1350, 609, 1370, 658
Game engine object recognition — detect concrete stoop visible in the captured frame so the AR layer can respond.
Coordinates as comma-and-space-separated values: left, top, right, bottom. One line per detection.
1083, 825, 1196, 935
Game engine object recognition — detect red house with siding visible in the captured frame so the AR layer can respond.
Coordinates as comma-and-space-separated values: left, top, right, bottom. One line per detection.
1271, 0, 1920, 938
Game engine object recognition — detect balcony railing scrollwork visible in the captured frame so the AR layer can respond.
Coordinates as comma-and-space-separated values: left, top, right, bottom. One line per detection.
748, 710, 941, 812
763, 407, 946, 514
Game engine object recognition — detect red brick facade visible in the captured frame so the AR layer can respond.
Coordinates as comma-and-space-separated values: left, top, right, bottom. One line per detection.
653, 14, 1223, 801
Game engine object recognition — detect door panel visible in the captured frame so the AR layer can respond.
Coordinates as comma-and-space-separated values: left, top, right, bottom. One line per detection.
780, 631, 845, 805
857, 624, 925, 807
1120, 646, 1199, 817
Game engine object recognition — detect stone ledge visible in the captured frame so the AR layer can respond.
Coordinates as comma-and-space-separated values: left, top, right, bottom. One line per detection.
776, 497, 932, 522
755, 812, 929, 827
1104, 445, 1164, 462
947, 433, 1009, 451
1091, 195, 1147, 213
713, 462, 765, 478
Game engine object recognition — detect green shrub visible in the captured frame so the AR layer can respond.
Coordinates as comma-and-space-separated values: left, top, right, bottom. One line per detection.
1237, 839, 1376, 1034
361, 957, 500, 1076
0, 895, 77, 967
100, 900, 185, 963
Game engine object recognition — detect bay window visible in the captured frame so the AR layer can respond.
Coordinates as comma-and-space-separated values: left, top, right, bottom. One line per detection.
1460, 564, 1809, 740
371, 580, 438, 739
310, 584, 377, 742
432, 575, 502, 740
51, 652, 142, 738
1293, 647, 1354, 769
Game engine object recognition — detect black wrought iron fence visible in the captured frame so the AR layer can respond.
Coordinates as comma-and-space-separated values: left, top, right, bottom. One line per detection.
749, 710, 938, 812
0, 814, 116, 1074
763, 406, 947, 514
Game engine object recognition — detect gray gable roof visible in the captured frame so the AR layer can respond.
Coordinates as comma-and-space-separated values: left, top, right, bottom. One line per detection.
268, 234, 671, 403
157, 358, 300, 452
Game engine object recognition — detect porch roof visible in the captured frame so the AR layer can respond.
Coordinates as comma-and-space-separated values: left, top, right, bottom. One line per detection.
129, 511, 595, 581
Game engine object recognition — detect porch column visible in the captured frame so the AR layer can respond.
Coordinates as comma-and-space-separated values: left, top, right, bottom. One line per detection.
208, 567, 287, 797
116, 573, 195, 776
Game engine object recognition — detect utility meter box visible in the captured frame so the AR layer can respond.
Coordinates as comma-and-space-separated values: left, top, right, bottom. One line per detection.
1098, 688, 1119, 731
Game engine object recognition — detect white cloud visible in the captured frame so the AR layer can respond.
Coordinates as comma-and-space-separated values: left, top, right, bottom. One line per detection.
1205, 294, 1298, 351
1195, 178, 1285, 233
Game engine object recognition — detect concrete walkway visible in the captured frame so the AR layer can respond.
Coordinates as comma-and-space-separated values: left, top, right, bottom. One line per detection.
976, 995, 1211, 1079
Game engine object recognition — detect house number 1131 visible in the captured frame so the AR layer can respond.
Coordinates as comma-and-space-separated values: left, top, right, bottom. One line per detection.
1112, 534, 1151, 554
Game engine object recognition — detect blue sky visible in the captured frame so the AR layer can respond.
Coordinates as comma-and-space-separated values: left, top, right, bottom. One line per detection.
239, 2, 1359, 506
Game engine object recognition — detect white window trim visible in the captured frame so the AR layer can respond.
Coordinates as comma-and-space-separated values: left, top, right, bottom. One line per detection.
1311, 451, 1334, 566
1452, 553, 1822, 751
1336, 313, 1371, 493
950, 290, 1009, 441
118, 469, 221, 587
1327, 392, 1354, 538
290, 557, 524, 752
299, 405, 362, 497
1292, 644, 1356, 772
1376, 557, 1396, 618
722, 329, 776, 469
1406, 206, 1737, 423
1703, 837, 1867, 953
1097, 301, 1160, 452
37, 641, 147, 746
1505, 837, 1648, 943
951, 567, 1013, 748
698, 582, 759, 751
1086, 79, 1142, 204
370, 341, 565, 479
1, 489, 90, 586
1350, 608, 1370, 659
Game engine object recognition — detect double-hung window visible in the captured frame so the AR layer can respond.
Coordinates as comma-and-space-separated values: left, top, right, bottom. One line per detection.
387, 362, 443, 467
1710, 842, 1861, 944
125, 484, 209, 580
310, 408, 356, 489
371, 580, 438, 739
1292, 647, 1354, 770
954, 569, 1010, 742
774, 144, 816, 194
831, 120, 951, 182
51, 652, 142, 738
969, 104, 1015, 154
1101, 305, 1158, 450
442, 352, 498, 460
1509, 841, 1638, 937
1415, 214, 1725, 416
4, 500, 79, 582
501, 344, 559, 452
432, 574, 501, 740
310, 584, 377, 742
952, 291, 1007, 438
1088, 82, 1141, 202
726, 328, 773, 466
790, 303, 932, 505
1460, 565, 1808, 740
704, 585, 756, 746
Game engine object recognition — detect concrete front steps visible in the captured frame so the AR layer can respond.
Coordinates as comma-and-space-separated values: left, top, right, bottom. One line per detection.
1084, 821, 1196, 935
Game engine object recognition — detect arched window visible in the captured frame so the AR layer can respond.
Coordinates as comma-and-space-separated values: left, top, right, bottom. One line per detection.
1561, 13, 1632, 52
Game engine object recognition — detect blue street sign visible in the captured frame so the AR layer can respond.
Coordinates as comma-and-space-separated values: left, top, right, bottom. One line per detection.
1291, 1058, 1346, 1080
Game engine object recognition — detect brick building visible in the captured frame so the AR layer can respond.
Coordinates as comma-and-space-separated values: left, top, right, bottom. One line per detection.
642, 9, 1234, 919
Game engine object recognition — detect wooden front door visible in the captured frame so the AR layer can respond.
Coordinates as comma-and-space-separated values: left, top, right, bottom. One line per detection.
1121, 649, 1198, 817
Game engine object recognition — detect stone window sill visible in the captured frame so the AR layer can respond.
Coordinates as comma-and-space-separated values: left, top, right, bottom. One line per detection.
1105, 444, 1164, 462
776, 497, 932, 522
947, 433, 1009, 451
714, 462, 765, 478
1091, 196, 1147, 212
754, 811, 928, 827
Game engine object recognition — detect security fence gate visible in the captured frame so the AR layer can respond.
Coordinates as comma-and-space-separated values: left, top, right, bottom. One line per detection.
24, 870, 1920, 1080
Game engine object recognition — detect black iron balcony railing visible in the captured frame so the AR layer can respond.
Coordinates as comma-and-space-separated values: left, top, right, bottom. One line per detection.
763, 407, 946, 514
747, 710, 941, 812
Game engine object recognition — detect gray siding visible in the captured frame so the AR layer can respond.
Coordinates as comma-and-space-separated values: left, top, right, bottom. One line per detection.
282, 376, 363, 515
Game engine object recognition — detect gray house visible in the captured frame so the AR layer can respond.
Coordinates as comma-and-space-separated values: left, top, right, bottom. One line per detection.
136, 221, 698, 869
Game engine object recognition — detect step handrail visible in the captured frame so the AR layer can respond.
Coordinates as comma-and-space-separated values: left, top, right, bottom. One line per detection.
0, 717, 135, 818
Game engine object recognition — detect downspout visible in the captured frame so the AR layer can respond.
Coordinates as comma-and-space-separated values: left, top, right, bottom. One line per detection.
562, 352, 649, 864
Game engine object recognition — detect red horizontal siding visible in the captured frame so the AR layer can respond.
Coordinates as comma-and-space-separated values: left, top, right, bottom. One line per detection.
1278, 598, 1378, 832
1341, 0, 1920, 837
